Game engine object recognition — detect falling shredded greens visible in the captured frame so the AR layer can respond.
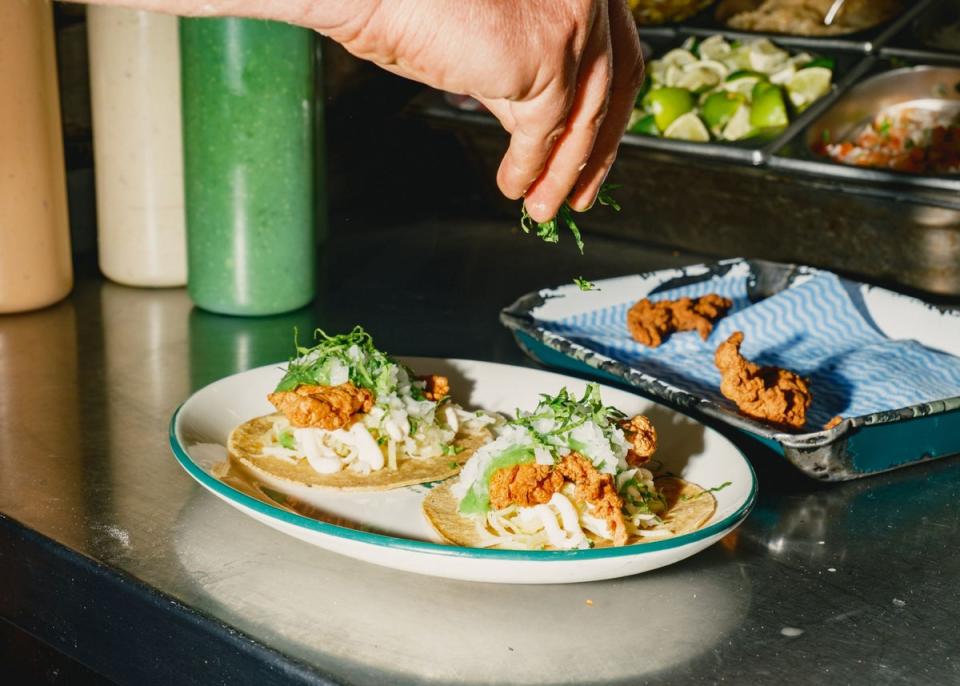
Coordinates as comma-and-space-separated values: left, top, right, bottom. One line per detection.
519, 183, 621, 254
574, 277, 599, 292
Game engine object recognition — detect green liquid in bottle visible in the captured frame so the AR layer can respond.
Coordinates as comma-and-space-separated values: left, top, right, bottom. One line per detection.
180, 18, 316, 316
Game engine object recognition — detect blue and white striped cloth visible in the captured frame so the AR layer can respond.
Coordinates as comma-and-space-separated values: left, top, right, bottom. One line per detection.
541, 272, 960, 427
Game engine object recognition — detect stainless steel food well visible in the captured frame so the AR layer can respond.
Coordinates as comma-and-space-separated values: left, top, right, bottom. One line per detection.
680, 0, 936, 53
770, 63, 960, 192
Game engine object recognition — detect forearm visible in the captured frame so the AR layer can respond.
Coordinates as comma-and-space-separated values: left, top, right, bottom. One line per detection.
72, 0, 380, 44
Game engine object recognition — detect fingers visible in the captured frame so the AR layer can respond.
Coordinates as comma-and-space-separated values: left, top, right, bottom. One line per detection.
521, 3, 613, 223
568, 0, 644, 211
491, 84, 573, 202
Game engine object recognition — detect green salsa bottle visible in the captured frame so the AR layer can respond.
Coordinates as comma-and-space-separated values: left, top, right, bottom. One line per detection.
180, 18, 316, 316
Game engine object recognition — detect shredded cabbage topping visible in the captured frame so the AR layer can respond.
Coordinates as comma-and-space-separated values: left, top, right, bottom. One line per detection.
264, 327, 497, 474
451, 384, 668, 549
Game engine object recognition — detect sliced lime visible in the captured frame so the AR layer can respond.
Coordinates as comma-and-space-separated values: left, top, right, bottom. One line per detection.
748, 38, 789, 74
698, 35, 732, 61
721, 104, 756, 141
769, 64, 796, 85
802, 57, 836, 71
722, 72, 764, 97
642, 87, 696, 132
723, 44, 753, 72
786, 66, 832, 111
676, 62, 725, 92
725, 69, 766, 82
663, 111, 710, 142
750, 82, 789, 129
702, 91, 747, 132
628, 112, 660, 136
649, 60, 668, 85
660, 48, 698, 69
664, 64, 684, 87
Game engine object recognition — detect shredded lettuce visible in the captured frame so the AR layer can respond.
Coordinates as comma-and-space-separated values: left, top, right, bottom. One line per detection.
274, 326, 401, 395
278, 430, 296, 450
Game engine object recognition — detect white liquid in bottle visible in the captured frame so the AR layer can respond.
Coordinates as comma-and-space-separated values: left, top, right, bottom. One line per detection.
88, 6, 186, 287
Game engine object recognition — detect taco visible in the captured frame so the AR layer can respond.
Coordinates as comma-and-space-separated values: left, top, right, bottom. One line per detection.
228, 327, 497, 491
422, 384, 717, 550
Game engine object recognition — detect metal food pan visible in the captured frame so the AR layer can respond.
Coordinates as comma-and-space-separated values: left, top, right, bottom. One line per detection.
882, 0, 960, 63
678, 0, 936, 53
500, 259, 960, 481
769, 62, 960, 193
624, 33, 867, 165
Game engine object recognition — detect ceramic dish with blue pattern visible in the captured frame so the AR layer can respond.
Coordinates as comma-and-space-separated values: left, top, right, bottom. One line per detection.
501, 258, 960, 480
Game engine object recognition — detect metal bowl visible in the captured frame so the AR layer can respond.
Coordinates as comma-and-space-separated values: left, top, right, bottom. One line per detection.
803, 65, 960, 156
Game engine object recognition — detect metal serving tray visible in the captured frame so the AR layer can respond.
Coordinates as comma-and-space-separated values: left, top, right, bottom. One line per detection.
679, 0, 936, 53
882, 0, 960, 63
769, 62, 960, 193
627, 32, 866, 165
500, 259, 960, 481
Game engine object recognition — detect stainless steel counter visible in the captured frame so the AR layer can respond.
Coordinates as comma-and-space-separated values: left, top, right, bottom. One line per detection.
2, 215, 959, 685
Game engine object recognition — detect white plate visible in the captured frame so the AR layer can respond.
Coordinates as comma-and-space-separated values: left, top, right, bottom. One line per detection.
170, 358, 756, 584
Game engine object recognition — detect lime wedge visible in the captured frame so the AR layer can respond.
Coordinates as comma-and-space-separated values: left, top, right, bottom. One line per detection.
802, 57, 836, 71
750, 82, 789, 129
723, 77, 762, 98
628, 112, 660, 136
702, 91, 747, 132
660, 48, 698, 69
663, 111, 710, 142
676, 63, 725, 92
725, 69, 766, 81
769, 64, 796, 85
748, 38, 789, 74
649, 60, 668, 85
721, 104, 755, 141
664, 64, 684, 87
698, 35, 732, 61
723, 44, 753, 72
786, 66, 832, 111
643, 87, 695, 132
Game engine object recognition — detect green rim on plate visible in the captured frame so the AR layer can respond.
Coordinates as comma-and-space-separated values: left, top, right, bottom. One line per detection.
169, 404, 757, 561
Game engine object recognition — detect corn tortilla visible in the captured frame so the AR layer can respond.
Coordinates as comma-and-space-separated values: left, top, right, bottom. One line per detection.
228, 413, 491, 491
422, 476, 717, 549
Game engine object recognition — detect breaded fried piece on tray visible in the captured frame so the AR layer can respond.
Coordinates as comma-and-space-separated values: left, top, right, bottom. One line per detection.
501, 258, 960, 480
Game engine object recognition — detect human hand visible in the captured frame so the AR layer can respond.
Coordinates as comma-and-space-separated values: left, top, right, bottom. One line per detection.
81, 0, 644, 223
330, 0, 644, 223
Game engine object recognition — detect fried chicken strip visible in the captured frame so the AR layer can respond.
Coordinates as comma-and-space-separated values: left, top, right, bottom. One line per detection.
489, 463, 564, 510
627, 294, 733, 348
267, 382, 374, 430
621, 415, 657, 466
487, 453, 629, 545
714, 332, 812, 430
